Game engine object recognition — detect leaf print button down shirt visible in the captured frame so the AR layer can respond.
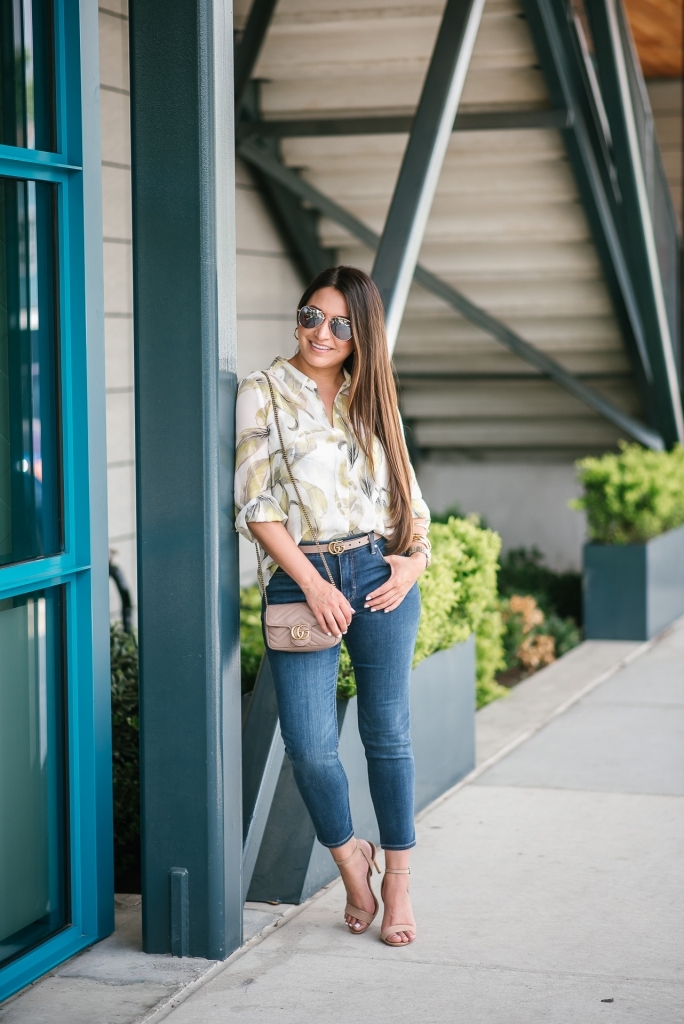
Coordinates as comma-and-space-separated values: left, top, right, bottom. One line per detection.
234, 357, 430, 584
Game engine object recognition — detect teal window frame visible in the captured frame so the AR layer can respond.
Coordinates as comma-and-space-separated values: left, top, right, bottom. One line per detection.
0, 0, 113, 1001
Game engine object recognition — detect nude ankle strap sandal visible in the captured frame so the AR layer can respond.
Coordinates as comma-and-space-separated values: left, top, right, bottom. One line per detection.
333, 839, 380, 934
380, 868, 416, 946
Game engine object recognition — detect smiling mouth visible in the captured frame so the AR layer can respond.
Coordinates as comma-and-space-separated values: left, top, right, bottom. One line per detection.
310, 341, 332, 352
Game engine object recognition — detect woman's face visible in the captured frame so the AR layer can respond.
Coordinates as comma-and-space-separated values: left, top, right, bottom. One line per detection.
296, 287, 354, 373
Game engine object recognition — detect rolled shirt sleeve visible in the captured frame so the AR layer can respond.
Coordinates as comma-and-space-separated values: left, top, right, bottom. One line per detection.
234, 374, 288, 542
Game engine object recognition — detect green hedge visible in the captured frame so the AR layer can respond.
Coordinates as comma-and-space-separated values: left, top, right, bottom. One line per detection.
240, 585, 265, 695
572, 441, 684, 545
240, 515, 507, 709
498, 545, 582, 625
110, 623, 140, 892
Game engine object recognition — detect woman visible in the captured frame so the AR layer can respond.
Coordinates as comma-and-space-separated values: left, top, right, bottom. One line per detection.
234, 266, 431, 946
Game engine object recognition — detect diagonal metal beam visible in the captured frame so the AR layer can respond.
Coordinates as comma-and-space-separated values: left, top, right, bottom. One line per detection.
239, 83, 335, 283
234, 0, 279, 113
520, 0, 656, 412
371, 0, 486, 352
239, 140, 378, 245
238, 139, 663, 450
236, 108, 571, 141
252, 162, 336, 282
584, 0, 683, 446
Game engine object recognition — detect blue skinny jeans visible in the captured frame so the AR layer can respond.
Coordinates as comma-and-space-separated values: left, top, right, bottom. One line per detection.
264, 533, 420, 851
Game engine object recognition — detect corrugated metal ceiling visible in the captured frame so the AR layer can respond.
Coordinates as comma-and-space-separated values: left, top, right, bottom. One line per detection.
237, 0, 648, 455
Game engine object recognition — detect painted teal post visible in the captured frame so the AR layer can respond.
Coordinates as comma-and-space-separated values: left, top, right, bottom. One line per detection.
129, 0, 242, 959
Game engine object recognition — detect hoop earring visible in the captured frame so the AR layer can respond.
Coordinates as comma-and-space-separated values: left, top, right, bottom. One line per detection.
293, 328, 299, 340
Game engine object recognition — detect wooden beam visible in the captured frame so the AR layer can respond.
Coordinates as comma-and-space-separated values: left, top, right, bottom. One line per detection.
623, 0, 683, 78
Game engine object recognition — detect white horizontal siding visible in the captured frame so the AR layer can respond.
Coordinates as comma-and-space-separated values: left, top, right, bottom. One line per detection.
99, 0, 137, 621
235, 161, 304, 381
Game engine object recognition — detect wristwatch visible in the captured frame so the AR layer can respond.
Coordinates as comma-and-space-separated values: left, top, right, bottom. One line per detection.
405, 544, 431, 567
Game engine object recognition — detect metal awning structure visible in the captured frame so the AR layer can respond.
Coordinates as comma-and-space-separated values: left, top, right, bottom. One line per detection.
234, 0, 682, 454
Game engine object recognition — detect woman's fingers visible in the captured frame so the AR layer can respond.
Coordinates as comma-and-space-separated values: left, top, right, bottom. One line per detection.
365, 587, 398, 608
309, 583, 354, 635
314, 611, 331, 634
333, 608, 349, 635
311, 601, 343, 636
365, 577, 394, 602
324, 597, 353, 635
321, 605, 343, 636
339, 596, 354, 626
366, 584, 408, 611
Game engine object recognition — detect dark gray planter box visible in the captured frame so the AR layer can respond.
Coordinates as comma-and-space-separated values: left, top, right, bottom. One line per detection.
245, 636, 475, 905
583, 524, 684, 640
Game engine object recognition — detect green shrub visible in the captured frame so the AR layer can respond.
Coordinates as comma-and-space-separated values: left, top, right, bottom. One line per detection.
572, 441, 684, 544
240, 585, 265, 694
474, 601, 508, 707
498, 594, 581, 679
415, 517, 505, 700
498, 545, 582, 624
110, 623, 140, 892
336, 642, 357, 700
544, 612, 582, 658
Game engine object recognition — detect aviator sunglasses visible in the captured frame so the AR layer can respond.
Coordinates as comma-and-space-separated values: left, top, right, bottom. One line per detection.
297, 305, 353, 343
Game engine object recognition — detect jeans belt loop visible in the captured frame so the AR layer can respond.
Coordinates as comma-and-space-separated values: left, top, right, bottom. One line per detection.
368, 530, 376, 554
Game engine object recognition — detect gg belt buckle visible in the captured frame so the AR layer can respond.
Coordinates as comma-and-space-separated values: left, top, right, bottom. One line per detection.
328, 540, 345, 555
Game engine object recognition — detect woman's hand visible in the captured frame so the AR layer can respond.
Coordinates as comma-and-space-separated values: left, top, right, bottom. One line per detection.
248, 521, 354, 638
302, 574, 354, 637
364, 552, 427, 614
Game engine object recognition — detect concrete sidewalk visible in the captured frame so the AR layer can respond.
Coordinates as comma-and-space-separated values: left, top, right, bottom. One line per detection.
2, 625, 682, 1023
150, 622, 684, 1024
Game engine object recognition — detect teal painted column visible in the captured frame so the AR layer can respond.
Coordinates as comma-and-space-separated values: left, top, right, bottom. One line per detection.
129, 0, 242, 958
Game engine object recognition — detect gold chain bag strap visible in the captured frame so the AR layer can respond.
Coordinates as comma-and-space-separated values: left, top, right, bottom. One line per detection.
256, 373, 342, 652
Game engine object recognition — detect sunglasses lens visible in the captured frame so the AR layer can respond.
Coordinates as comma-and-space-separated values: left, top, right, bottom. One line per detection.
331, 319, 352, 342
298, 306, 325, 329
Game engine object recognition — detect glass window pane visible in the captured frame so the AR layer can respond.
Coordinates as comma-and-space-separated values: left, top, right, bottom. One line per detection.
0, 177, 61, 566
0, 586, 68, 967
0, 0, 55, 151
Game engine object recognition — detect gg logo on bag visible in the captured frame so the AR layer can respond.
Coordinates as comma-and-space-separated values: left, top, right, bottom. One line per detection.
290, 623, 311, 642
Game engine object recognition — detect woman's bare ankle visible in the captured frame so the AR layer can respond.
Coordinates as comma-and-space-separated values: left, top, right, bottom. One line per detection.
330, 836, 357, 865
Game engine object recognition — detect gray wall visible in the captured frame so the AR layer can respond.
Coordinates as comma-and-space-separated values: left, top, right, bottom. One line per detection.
418, 460, 586, 571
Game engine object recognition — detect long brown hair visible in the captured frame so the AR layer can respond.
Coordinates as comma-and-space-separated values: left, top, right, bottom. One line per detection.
298, 266, 415, 556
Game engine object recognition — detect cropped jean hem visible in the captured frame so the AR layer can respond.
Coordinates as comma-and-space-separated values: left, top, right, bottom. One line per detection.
381, 840, 417, 851
318, 828, 355, 850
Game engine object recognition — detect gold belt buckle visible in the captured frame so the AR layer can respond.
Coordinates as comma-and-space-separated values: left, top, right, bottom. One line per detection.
328, 540, 345, 555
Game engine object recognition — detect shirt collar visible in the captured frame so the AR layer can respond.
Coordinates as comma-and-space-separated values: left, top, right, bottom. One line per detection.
270, 355, 351, 395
